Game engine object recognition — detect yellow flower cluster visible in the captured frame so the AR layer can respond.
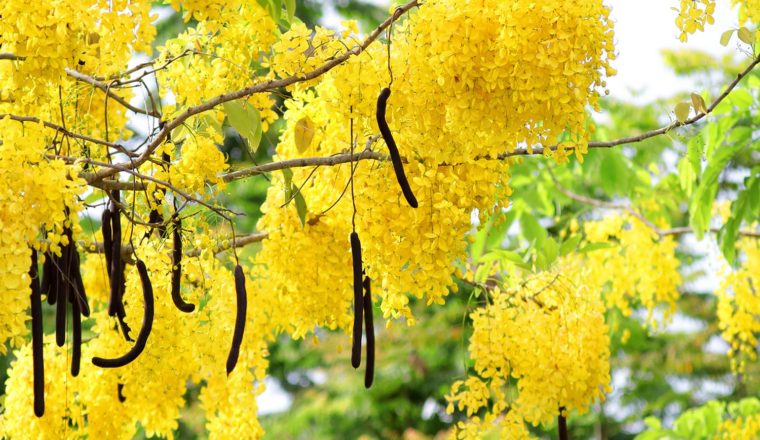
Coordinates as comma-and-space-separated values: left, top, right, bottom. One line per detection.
0, 118, 85, 353
158, 1, 277, 116
170, 133, 229, 196
252, 0, 614, 341
447, 260, 611, 435
583, 215, 682, 327
396, 0, 615, 163
675, 0, 716, 42
0, 0, 154, 86
716, 414, 760, 439
717, 239, 760, 374
732, 0, 760, 24
1, 215, 272, 439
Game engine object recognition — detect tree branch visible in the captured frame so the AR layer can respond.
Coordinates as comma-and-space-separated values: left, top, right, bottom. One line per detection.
0, 113, 126, 149
550, 173, 760, 238
78, 232, 267, 261
82, 0, 420, 185
55, 155, 236, 221
65, 68, 160, 117
504, 53, 760, 157
0, 53, 25, 61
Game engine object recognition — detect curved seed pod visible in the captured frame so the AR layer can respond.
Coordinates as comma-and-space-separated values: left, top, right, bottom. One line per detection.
362, 276, 375, 389
350, 232, 363, 369
71, 294, 82, 377
101, 209, 112, 274
226, 265, 247, 375
376, 87, 418, 208
117, 383, 126, 403
29, 250, 45, 417
171, 220, 194, 313
92, 260, 154, 368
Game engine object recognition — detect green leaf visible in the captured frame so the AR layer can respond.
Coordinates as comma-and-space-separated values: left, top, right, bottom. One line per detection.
479, 249, 530, 270
689, 142, 745, 238
720, 29, 734, 46
559, 234, 582, 256
294, 188, 307, 227
643, 416, 662, 430
223, 100, 262, 155
719, 175, 759, 264
738, 26, 755, 45
536, 237, 559, 271
519, 213, 546, 246
687, 134, 704, 174
282, 168, 293, 188
579, 242, 615, 253
677, 157, 696, 197
283, 0, 295, 23
600, 150, 630, 195
728, 88, 753, 111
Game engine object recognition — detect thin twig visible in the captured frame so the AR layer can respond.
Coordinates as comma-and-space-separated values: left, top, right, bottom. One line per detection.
0, 53, 25, 61
77, 232, 268, 261
65, 68, 160, 117
550, 172, 760, 238
54, 155, 236, 221
83, 0, 421, 185
1, 113, 126, 149
504, 54, 760, 158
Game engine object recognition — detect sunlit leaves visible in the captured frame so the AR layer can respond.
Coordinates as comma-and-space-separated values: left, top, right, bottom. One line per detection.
293, 116, 316, 153
224, 100, 263, 156
675, 102, 692, 123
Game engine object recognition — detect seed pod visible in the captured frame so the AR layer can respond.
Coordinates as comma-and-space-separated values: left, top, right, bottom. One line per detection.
72, 251, 90, 318
108, 194, 124, 318
171, 220, 194, 313
226, 265, 248, 375
29, 250, 45, 417
101, 209, 112, 274
117, 383, 126, 403
376, 87, 418, 208
55, 243, 72, 348
363, 276, 375, 389
350, 232, 363, 369
92, 260, 154, 368
71, 294, 82, 377
41, 252, 57, 305
142, 209, 165, 241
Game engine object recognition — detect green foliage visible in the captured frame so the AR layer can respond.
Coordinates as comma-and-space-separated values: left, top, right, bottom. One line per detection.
635, 398, 760, 440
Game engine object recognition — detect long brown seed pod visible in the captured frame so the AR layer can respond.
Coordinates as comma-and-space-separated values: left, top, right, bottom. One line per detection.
92, 260, 154, 368
41, 252, 57, 305
350, 232, 363, 369
72, 251, 90, 318
101, 209, 112, 275
108, 193, 123, 318
363, 276, 375, 389
226, 265, 247, 376
558, 411, 568, 440
29, 250, 45, 417
171, 219, 194, 313
376, 87, 418, 208
71, 292, 82, 377
55, 240, 73, 348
